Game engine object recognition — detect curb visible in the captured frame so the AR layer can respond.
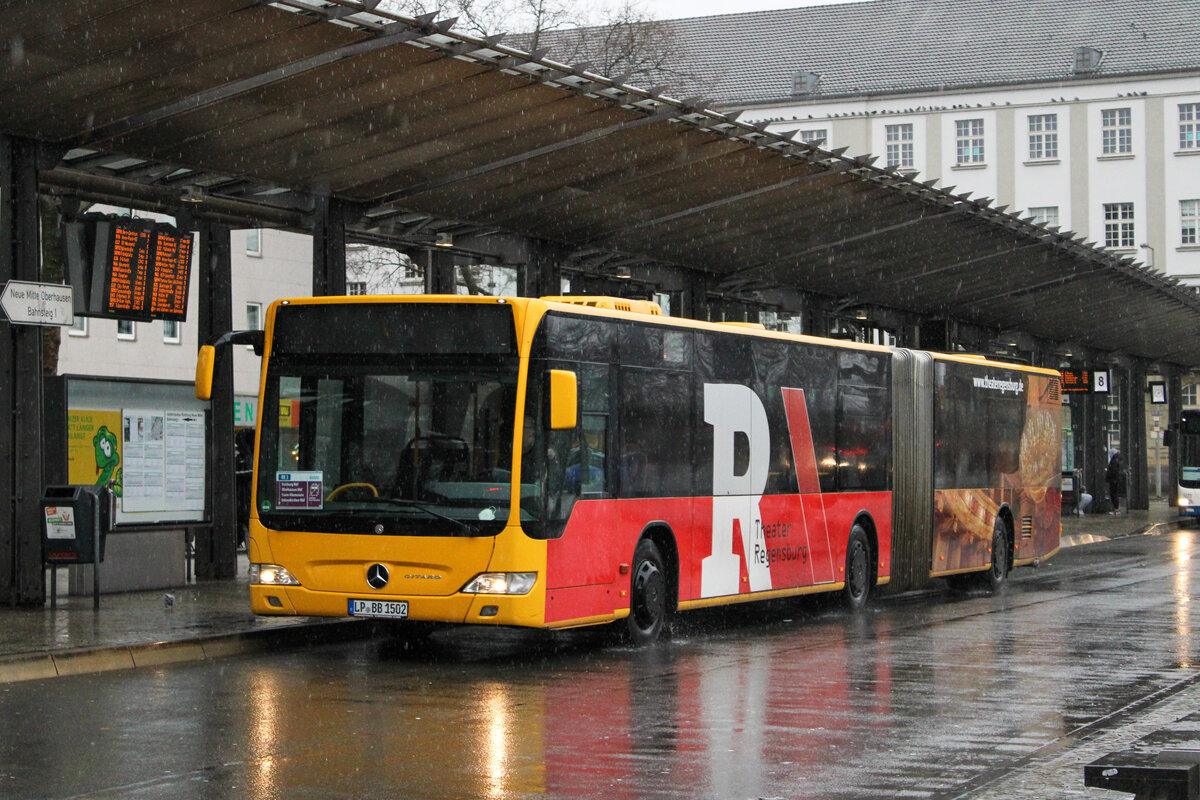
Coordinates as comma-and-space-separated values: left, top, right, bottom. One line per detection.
0, 618, 379, 685
1061, 515, 1188, 549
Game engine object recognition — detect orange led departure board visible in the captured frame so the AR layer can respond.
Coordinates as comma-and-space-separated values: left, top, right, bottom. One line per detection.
148, 228, 193, 318
63, 214, 194, 322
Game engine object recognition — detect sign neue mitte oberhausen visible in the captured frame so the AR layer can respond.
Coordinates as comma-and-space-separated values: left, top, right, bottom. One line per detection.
0, 280, 74, 326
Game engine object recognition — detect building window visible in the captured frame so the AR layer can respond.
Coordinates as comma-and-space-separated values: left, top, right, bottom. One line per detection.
347, 281, 367, 296
1101, 108, 1132, 155
68, 316, 88, 337
117, 319, 136, 340
955, 119, 985, 164
1184, 382, 1200, 409
246, 302, 263, 331
1028, 114, 1058, 159
1183, 199, 1200, 245
1029, 206, 1060, 227
163, 320, 181, 344
1103, 202, 1135, 248
799, 129, 828, 146
245, 302, 263, 350
1181, 103, 1200, 151
245, 229, 261, 257
885, 123, 914, 168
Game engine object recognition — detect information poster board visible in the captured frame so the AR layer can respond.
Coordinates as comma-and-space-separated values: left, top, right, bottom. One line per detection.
66, 378, 207, 526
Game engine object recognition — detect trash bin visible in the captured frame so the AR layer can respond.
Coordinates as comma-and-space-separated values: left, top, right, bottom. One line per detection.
41, 485, 109, 564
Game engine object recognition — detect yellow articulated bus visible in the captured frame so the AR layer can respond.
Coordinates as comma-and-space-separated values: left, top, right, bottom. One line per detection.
196, 295, 1061, 643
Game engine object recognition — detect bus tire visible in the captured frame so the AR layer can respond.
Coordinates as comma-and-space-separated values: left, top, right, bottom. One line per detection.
626, 538, 669, 644
842, 524, 872, 612
983, 517, 1010, 592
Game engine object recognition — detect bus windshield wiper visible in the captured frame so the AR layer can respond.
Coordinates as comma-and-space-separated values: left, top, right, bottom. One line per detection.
379, 497, 478, 535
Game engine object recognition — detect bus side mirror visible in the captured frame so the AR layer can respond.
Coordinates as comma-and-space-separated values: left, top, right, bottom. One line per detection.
548, 369, 578, 430
195, 330, 265, 400
195, 345, 216, 400
1164, 429, 1176, 448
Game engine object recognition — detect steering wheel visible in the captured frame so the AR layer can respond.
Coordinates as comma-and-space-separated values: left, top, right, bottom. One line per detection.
326, 482, 379, 501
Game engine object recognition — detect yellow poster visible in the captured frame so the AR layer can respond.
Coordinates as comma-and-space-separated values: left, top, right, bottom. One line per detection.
67, 410, 124, 496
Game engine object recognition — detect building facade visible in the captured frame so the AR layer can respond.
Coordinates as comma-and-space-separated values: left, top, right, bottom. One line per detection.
586, 0, 1200, 282
745, 76, 1200, 284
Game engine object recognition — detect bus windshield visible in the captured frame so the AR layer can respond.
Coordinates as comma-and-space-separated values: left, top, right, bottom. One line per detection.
257, 358, 520, 536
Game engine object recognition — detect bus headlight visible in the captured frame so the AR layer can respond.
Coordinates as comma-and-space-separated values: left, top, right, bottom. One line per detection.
1180, 496, 1193, 508
250, 563, 302, 586
461, 572, 537, 595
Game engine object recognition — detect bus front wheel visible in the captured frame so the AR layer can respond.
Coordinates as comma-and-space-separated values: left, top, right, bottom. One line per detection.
626, 538, 669, 644
842, 524, 872, 612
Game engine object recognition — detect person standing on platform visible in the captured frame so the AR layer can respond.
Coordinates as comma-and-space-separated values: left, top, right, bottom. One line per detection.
1106, 449, 1125, 515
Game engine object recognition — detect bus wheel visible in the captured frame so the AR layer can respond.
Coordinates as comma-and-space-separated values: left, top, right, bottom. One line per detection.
842, 524, 872, 612
983, 517, 1010, 592
627, 539, 669, 644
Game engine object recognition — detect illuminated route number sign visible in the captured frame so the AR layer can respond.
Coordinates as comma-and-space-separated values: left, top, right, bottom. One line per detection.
1060, 368, 1110, 393
63, 214, 194, 322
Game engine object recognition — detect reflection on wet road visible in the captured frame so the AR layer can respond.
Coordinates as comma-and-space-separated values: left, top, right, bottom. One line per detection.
2, 530, 1198, 799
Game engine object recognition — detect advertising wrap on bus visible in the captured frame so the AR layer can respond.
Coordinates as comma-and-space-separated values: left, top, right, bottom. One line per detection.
196, 295, 1061, 643
931, 363, 1062, 575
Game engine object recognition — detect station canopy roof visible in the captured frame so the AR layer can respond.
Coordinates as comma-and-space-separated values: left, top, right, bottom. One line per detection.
5, 0, 1200, 365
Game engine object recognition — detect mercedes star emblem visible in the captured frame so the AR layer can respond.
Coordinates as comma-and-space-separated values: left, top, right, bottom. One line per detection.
366, 563, 390, 590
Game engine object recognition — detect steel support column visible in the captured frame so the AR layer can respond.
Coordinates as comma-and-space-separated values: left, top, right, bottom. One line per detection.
1126, 360, 1149, 511
1168, 369, 1182, 509
196, 220, 237, 580
522, 239, 560, 299
1090, 376, 1114, 512
679, 271, 707, 321
425, 248, 456, 294
0, 135, 45, 605
313, 195, 347, 297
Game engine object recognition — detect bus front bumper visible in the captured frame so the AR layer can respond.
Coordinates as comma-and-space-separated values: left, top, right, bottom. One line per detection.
250, 584, 546, 627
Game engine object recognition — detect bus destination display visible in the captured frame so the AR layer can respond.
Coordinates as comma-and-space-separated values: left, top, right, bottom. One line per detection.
63, 214, 194, 322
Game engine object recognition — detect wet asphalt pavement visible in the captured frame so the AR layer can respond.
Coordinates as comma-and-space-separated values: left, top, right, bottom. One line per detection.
3, 527, 1200, 799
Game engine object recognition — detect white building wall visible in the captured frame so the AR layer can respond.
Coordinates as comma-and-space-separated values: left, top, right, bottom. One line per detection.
1163, 90, 1200, 281
1086, 97, 1146, 255
1013, 103, 1071, 227
941, 109, 998, 202
229, 228, 312, 424
751, 73, 1200, 284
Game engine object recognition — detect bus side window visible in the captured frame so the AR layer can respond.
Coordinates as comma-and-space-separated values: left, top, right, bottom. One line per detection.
618, 367, 692, 498
836, 384, 890, 491
575, 364, 610, 495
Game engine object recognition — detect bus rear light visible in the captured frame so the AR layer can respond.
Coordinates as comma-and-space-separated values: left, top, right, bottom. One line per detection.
461, 572, 537, 595
250, 563, 301, 586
